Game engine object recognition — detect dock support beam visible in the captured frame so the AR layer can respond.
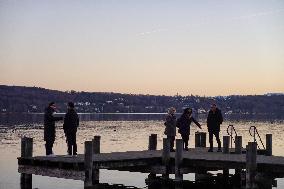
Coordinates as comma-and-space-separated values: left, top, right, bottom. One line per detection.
235, 136, 242, 187
20, 137, 33, 189
84, 141, 94, 188
175, 139, 183, 182
92, 136, 101, 184
148, 134, 157, 179
162, 138, 170, 180
266, 134, 272, 156
246, 142, 257, 189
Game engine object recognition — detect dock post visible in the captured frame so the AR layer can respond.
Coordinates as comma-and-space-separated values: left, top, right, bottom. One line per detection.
266, 134, 272, 156
246, 142, 257, 189
223, 136, 230, 184
223, 136, 230, 154
175, 139, 183, 182
92, 136, 101, 184
148, 134, 157, 179
162, 138, 170, 180
200, 132, 206, 147
84, 141, 94, 188
235, 136, 243, 187
195, 132, 200, 147
20, 137, 33, 189
148, 134, 157, 151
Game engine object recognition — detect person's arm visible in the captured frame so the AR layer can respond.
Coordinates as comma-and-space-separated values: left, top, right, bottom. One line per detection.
192, 117, 202, 129
219, 110, 223, 124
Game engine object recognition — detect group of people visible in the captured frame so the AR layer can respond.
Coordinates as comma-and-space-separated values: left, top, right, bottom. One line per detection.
44, 102, 79, 156
164, 104, 223, 152
43, 101, 222, 156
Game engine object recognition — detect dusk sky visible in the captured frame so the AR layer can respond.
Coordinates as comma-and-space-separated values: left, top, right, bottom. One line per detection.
0, 0, 283, 96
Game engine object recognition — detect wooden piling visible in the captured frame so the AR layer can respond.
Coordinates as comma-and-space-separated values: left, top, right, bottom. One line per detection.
148, 134, 157, 179
84, 141, 94, 187
148, 134, 157, 151
223, 136, 230, 154
175, 139, 183, 182
235, 136, 242, 154
195, 132, 200, 147
162, 138, 170, 179
235, 136, 243, 186
246, 142, 257, 189
93, 136, 101, 154
92, 136, 101, 184
266, 134, 272, 156
20, 137, 33, 189
200, 132, 206, 147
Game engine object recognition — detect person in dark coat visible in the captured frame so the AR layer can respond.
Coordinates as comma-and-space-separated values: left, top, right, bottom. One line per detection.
44, 102, 63, 156
207, 103, 223, 152
63, 102, 79, 155
177, 108, 202, 151
164, 107, 177, 152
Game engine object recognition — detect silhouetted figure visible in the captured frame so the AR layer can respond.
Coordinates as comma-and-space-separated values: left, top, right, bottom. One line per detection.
44, 102, 63, 156
207, 103, 223, 152
177, 108, 202, 151
63, 102, 79, 155
164, 107, 177, 152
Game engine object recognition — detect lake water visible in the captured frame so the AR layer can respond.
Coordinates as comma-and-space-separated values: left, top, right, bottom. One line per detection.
0, 113, 283, 189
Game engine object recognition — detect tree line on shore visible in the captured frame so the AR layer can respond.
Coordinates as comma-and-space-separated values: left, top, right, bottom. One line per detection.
0, 85, 283, 120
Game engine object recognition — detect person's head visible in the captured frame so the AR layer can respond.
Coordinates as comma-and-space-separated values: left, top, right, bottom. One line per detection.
168, 107, 176, 115
183, 108, 192, 115
48, 102, 56, 110
68, 102, 75, 110
210, 103, 217, 112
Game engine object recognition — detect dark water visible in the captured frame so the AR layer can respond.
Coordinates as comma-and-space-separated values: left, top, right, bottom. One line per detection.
0, 113, 283, 189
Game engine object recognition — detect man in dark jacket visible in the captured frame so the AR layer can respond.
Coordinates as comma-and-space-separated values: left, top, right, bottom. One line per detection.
207, 103, 223, 152
177, 108, 202, 151
44, 102, 63, 156
164, 107, 177, 152
63, 102, 79, 155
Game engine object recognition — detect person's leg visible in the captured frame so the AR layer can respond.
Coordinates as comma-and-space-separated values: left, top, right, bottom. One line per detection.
66, 134, 72, 155
168, 135, 174, 151
208, 132, 213, 152
45, 140, 51, 155
184, 134, 189, 150
214, 131, 222, 151
72, 132, 77, 155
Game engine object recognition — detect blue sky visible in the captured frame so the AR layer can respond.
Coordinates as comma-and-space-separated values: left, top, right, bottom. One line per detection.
0, 0, 283, 96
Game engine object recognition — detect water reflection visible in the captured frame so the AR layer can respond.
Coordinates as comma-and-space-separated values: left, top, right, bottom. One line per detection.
0, 115, 284, 189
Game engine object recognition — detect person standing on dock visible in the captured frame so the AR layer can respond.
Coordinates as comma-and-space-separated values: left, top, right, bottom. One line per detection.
63, 102, 79, 156
44, 102, 63, 156
207, 103, 223, 152
176, 108, 202, 151
164, 107, 177, 152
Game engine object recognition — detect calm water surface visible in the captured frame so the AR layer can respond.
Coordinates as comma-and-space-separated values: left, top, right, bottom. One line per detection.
0, 114, 283, 189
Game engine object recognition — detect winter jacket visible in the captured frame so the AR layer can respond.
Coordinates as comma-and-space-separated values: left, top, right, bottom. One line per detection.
63, 109, 79, 134
207, 108, 223, 132
44, 107, 63, 141
164, 114, 177, 136
176, 114, 201, 136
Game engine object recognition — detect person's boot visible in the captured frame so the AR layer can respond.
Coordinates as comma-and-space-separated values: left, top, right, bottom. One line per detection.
217, 148, 222, 152
184, 146, 189, 151
208, 148, 213, 152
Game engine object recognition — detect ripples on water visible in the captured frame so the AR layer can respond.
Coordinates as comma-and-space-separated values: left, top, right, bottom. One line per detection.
0, 119, 284, 189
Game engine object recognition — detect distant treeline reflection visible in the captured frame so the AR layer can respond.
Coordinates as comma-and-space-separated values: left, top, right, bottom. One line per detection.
0, 113, 282, 126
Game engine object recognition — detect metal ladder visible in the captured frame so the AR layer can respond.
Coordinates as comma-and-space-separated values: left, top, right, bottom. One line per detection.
249, 126, 266, 150
227, 125, 238, 148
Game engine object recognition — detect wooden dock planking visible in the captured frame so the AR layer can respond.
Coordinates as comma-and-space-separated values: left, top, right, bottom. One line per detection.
18, 148, 284, 179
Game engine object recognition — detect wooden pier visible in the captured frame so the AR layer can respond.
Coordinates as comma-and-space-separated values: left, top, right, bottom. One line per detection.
18, 133, 284, 189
